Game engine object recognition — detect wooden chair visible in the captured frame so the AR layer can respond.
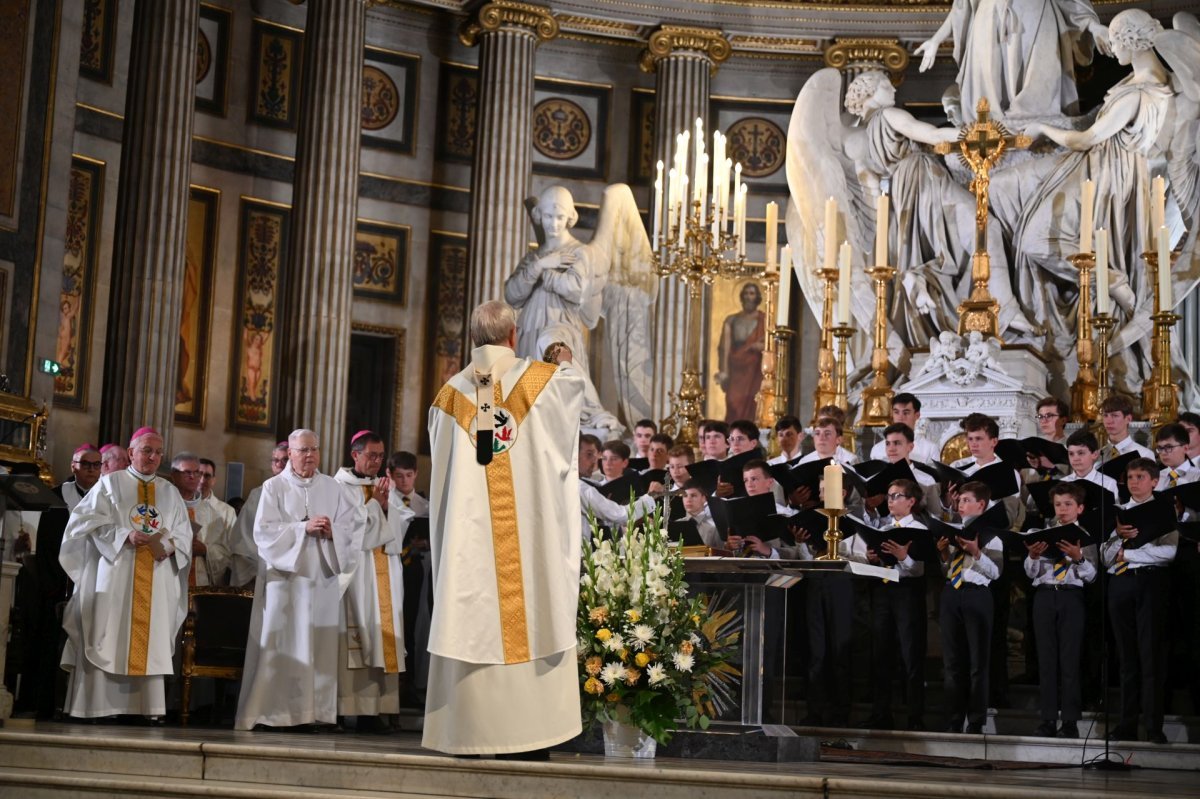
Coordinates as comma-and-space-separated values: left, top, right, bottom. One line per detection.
180, 585, 254, 726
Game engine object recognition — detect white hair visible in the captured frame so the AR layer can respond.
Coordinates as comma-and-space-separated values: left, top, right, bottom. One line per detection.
170, 451, 201, 470
288, 428, 319, 447
469, 300, 517, 347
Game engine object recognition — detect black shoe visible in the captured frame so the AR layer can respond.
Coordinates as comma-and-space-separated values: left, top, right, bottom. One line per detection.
1032, 721, 1058, 738
1146, 729, 1168, 745
964, 723, 984, 735
1058, 722, 1079, 739
496, 748, 550, 761
1106, 725, 1136, 741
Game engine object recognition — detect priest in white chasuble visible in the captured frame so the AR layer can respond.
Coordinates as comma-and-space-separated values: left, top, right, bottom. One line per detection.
334, 430, 405, 729
234, 429, 365, 731
423, 300, 584, 757
59, 427, 192, 721
170, 452, 232, 587
229, 442, 289, 587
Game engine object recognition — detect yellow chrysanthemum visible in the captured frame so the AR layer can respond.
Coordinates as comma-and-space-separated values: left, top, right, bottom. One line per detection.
625, 609, 641, 623
595, 628, 612, 642
634, 652, 651, 667
691, 614, 701, 625
620, 648, 629, 662
584, 677, 604, 695
585, 656, 603, 676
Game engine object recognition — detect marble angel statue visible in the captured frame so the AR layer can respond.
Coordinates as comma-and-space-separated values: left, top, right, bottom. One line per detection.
992, 10, 1200, 398
503, 184, 658, 428
785, 68, 1038, 364
915, 0, 1110, 120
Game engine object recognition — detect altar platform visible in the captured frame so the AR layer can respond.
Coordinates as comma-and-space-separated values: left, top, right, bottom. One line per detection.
1, 722, 1198, 799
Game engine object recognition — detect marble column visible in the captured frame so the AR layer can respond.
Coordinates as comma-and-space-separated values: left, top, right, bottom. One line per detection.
823, 37, 909, 86
276, 0, 365, 474
98, 0, 198, 446
640, 26, 730, 426
461, 0, 558, 313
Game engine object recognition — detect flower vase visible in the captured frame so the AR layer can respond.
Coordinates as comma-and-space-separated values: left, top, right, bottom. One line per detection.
601, 717, 657, 758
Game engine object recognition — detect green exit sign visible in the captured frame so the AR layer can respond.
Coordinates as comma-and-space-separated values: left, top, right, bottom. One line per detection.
38, 358, 61, 375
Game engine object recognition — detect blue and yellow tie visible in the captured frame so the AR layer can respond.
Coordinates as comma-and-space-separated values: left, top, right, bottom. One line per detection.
1053, 555, 1069, 582
1169, 470, 1180, 488
950, 551, 965, 589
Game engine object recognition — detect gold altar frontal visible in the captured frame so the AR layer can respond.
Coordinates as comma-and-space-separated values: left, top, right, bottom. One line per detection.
1, 722, 1198, 798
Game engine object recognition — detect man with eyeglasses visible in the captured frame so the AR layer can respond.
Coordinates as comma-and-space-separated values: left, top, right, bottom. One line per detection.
869, 393, 939, 464
229, 443, 289, 587
1099, 395, 1153, 460
61, 445, 103, 509
171, 452, 232, 587
199, 458, 237, 553
60, 427, 191, 724
333, 430, 404, 732
236, 429, 366, 732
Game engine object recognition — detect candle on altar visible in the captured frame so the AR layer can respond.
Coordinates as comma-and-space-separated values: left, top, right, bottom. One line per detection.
875, 192, 889, 266
837, 241, 852, 325
697, 154, 708, 229
678, 174, 688, 237
823, 463, 844, 510
1096, 228, 1110, 314
653, 161, 663, 248
777, 245, 792, 327
733, 163, 742, 234
824, 197, 838, 270
1151, 175, 1166, 237
1159, 226, 1173, 309
765, 202, 778, 271
737, 184, 748, 257
1080, 178, 1094, 253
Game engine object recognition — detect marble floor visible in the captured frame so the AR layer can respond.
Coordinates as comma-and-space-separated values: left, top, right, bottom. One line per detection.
0, 722, 1198, 799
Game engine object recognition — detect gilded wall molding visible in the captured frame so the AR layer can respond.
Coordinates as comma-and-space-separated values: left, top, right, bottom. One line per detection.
459, 0, 559, 46
639, 25, 731, 75
823, 37, 909, 82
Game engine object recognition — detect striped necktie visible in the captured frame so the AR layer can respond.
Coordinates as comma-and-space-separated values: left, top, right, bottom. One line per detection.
403, 494, 412, 507
1169, 470, 1180, 488
950, 551, 965, 589
1053, 555, 1069, 582
1108, 444, 1119, 460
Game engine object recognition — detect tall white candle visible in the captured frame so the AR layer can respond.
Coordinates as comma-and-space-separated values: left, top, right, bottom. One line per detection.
732, 163, 742, 234
823, 463, 844, 510
824, 197, 838, 270
1080, 178, 1094, 253
653, 161, 664, 248
697, 154, 708, 228
1159, 225, 1173, 309
1151, 175, 1166, 237
837, 241, 852, 325
777, 245, 792, 327
765, 201, 778, 271
679, 175, 688, 236
667, 168, 678, 234
722, 158, 733, 229
875, 192, 889, 266
1095, 228, 1110, 314
738, 184, 748, 258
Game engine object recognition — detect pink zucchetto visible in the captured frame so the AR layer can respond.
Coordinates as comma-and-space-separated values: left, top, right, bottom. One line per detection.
73, 443, 99, 456
350, 429, 376, 444
129, 426, 160, 446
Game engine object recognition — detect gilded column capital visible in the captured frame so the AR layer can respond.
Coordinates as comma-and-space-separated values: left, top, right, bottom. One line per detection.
460, 0, 559, 47
823, 37, 909, 84
639, 25, 731, 76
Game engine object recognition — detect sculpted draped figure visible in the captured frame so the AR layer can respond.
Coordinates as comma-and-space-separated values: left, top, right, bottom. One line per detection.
503, 185, 657, 429
991, 10, 1200, 396
916, 0, 1110, 120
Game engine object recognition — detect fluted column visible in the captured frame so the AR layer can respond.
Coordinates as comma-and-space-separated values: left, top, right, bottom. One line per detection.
641, 26, 729, 424
462, 1, 559, 311
98, 0, 198, 446
276, 0, 365, 473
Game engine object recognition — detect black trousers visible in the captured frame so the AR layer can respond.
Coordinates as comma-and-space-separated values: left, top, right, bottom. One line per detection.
867, 576, 927, 725
806, 573, 853, 724
941, 582, 993, 728
1108, 566, 1169, 731
1033, 585, 1086, 723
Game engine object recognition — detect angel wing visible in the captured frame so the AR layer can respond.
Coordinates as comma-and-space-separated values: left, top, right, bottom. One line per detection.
1155, 14, 1200, 304
590, 183, 658, 426
784, 68, 876, 366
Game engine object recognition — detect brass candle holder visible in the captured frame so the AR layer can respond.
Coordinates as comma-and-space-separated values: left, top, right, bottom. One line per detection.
1139, 250, 1181, 426
832, 324, 856, 416
811, 267, 839, 422
818, 507, 846, 561
772, 324, 794, 423
755, 271, 781, 429
859, 264, 897, 427
1092, 312, 1116, 408
1068, 252, 1099, 422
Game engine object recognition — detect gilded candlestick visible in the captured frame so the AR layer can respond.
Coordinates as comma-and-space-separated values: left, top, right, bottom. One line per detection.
818, 507, 846, 562
772, 324, 794, 423
832, 324, 855, 417
1068, 252, 1098, 422
755, 271, 780, 429
859, 264, 897, 427
811, 267, 840, 422
1092, 313, 1116, 407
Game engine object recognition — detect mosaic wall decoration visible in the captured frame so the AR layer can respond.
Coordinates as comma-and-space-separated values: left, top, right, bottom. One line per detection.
710, 97, 795, 194
195, 3, 232, 117
531, 78, 610, 180
352, 219, 410, 304
629, 89, 656, 185
175, 186, 219, 426
230, 198, 290, 433
79, 0, 117, 83
248, 19, 303, 131
361, 46, 419, 155
435, 62, 477, 163
54, 157, 105, 409
422, 231, 469, 452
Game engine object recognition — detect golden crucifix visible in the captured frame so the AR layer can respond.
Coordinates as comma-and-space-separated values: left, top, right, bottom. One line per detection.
936, 98, 1031, 341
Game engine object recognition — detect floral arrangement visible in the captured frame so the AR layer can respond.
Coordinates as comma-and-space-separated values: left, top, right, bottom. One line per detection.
578, 502, 741, 744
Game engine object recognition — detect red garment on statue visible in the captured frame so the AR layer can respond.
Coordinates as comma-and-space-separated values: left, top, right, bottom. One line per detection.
723, 311, 765, 422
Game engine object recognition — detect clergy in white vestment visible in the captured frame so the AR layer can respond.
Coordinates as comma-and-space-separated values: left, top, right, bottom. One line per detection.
229, 442, 289, 588
99, 443, 130, 475
170, 452, 232, 587
234, 429, 365, 731
199, 458, 238, 546
423, 300, 584, 757
60, 443, 102, 510
334, 430, 405, 728
59, 427, 192, 721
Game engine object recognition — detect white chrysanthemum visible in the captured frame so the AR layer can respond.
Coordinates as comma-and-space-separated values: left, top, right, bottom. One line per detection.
689, 632, 701, 645
600, 661, 626, 686
603, 633, 625, 652
672, 651, 695, 672
629, 624, 654, 650
647, 663, 668, 686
